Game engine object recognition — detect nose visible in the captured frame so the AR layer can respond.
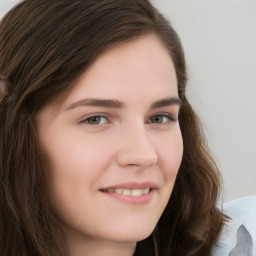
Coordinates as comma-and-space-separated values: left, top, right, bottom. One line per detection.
115, 127, 158, 169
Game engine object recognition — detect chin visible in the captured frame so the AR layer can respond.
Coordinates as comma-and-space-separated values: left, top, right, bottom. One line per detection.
107, 222, 156, 243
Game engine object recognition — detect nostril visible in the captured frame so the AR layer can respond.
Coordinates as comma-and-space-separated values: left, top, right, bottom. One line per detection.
115, 135, 158, 168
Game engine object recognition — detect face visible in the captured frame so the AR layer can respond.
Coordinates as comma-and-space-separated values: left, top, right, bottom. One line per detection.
37, 34, 183, 251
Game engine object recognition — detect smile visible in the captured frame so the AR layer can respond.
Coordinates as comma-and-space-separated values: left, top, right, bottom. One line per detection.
101, 188, 150, 196
99, 182, 158, 204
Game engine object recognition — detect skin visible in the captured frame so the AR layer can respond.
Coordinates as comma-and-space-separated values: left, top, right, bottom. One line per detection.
37, 34, 183, 256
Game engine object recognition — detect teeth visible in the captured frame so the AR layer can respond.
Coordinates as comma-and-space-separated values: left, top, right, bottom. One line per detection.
108, 188, 115, 193
106, 188, 150, 196
123, 189, 131, 196
115, 188, 123, 194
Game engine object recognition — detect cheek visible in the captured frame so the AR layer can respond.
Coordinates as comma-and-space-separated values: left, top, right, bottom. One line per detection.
158, 131, 183, 181
43, 132, 111, 177
41, 133, 114, 203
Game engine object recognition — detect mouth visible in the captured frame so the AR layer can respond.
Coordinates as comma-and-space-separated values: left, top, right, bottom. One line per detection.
99, 181, 158, 204
100, 188, 151, 197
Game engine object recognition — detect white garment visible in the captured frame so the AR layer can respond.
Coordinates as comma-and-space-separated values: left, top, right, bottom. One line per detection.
213, 196, 256, 256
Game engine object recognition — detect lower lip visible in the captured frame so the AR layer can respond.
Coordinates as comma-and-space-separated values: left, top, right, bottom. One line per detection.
100, 189, 155, 205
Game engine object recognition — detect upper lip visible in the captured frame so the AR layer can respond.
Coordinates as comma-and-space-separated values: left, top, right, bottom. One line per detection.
100, 181, 159, 190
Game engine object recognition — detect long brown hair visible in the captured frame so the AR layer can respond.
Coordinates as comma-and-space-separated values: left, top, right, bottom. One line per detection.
0, 0, 225, 255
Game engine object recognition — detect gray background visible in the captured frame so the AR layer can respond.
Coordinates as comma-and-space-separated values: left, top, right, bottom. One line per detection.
1, 0, 255, 202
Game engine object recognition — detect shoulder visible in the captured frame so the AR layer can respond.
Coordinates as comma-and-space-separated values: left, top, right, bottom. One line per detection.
212, 196, 256, 256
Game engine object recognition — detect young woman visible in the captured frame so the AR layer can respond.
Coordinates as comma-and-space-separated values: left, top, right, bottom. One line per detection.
0, 0, 225, 255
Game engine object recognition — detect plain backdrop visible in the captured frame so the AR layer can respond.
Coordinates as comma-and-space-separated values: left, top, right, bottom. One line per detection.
1, 0, 255, 202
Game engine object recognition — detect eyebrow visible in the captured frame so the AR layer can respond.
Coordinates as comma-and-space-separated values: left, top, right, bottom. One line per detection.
149, 97, 182, 109
66, 98, 124, 110
65, 97, 182, 111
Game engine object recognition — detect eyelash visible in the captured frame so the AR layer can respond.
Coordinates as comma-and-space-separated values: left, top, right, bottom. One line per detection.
81, 115, 108, 125
148, 113, 176, 124
80, 113, 177, 125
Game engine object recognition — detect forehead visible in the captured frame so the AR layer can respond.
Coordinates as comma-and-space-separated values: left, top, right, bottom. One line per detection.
37, 34, 179, 127
41, 34, 178, 115
63, 34, 177, 103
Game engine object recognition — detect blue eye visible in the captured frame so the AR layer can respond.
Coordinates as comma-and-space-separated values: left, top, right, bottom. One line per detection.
149, 114, 175, 123
83, 116, 108, 125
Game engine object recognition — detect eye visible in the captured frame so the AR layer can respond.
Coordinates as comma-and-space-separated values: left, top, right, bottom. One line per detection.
82, 115, 108, 125
149, 114, 175, 124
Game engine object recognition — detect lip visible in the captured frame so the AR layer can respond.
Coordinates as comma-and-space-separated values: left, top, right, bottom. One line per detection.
100, 181, 159, 190
99, 181, 158, 205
